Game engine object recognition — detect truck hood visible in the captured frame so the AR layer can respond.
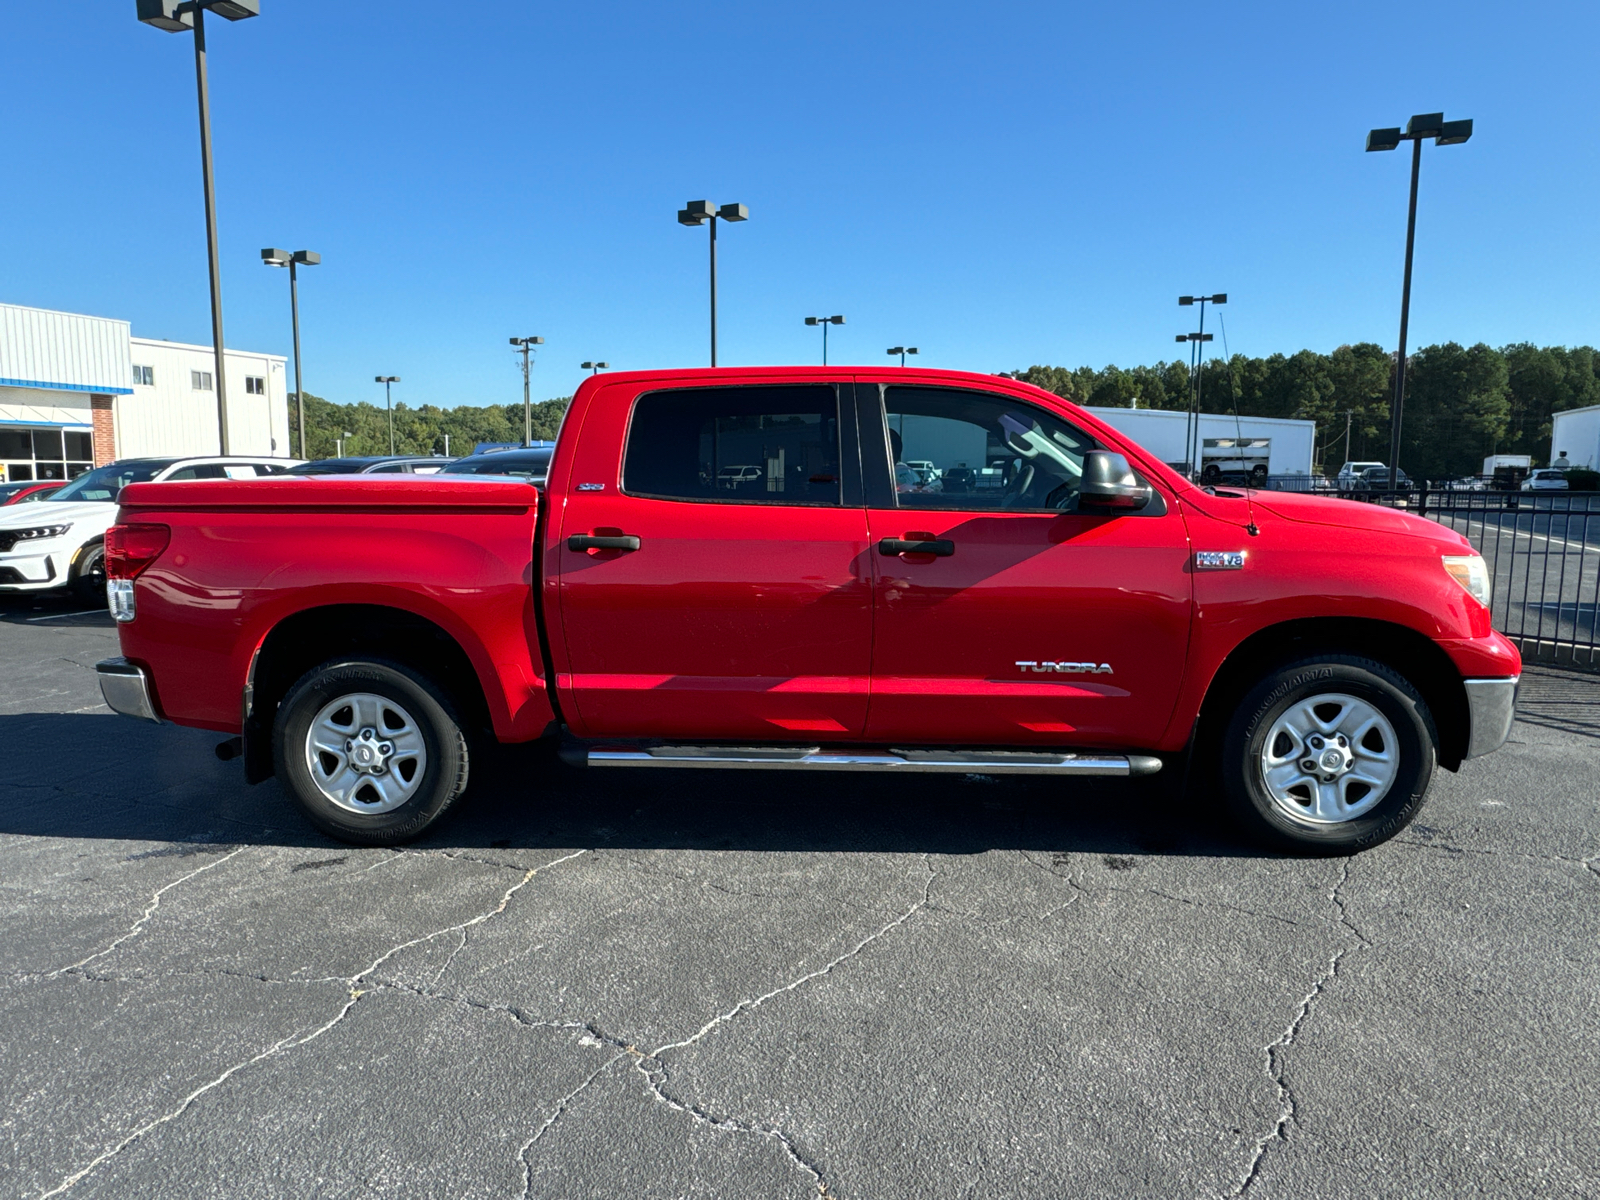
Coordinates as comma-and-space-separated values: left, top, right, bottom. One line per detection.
0, 500, 114, 530
1248, 490, 1472, 549
1182, 487, 1472, 550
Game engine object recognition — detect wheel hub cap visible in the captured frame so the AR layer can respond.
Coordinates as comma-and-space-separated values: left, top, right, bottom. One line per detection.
1259, 692, 1399, 824
305, 694, 427, 815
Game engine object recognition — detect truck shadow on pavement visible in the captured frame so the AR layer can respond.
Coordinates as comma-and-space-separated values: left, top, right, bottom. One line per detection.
0, 712, 1267, 860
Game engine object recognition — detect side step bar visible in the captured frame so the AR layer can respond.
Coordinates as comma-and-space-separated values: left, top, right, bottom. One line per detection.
585, 746, 1162, 776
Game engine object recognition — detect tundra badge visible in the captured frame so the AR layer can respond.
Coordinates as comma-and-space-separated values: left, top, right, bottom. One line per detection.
1016, 661, 1114, 675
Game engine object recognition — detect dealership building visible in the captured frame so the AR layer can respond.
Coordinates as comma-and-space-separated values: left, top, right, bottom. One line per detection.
0, 302, 289, 482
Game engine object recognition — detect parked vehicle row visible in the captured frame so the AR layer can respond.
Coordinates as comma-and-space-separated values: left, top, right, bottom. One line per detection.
95, 366, 1518, 857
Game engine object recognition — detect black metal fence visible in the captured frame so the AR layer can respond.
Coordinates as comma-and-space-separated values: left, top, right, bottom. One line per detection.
1251, 480, 1600, 670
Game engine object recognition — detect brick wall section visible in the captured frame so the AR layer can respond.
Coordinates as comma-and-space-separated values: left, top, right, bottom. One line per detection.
90, 395, 116, 466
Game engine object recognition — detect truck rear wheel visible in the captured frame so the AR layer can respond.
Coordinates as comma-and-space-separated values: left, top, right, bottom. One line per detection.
1221, 655, 1435, 854
273, 659, 469, 845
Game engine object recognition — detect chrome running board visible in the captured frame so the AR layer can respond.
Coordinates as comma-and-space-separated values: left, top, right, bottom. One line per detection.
586, 745, 1162, 776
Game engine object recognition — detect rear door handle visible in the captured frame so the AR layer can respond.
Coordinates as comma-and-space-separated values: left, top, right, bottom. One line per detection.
568, 534, 641, 551
878, 536, 954, 557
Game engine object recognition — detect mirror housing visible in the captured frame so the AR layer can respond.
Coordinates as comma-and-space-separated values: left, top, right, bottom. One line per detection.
1079, 451, 1152, 511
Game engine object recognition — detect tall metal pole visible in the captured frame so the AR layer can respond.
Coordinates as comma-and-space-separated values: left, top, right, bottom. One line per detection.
1192, 299, 1208, 480
289, 259, 305, 458
385, 379, 395, 455
1387, 137, 1423, 494
709, 215, 718, 367
520, 342, 532, 446
192, 6, 231, 454
823, 321, 829, 366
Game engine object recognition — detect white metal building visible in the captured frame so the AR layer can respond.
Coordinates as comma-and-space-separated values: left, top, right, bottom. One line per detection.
1550, 404, 1600, 471
0, 302, 288, 482
1085, 406, 1317, 477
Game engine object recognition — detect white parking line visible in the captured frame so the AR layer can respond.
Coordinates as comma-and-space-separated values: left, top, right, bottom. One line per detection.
24, 609, 107, 622
1458, 516, 1600, 553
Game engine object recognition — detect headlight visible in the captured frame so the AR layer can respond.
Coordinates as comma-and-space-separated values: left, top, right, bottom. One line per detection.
1442, 554, 1491, 608
8, 524, 73, 542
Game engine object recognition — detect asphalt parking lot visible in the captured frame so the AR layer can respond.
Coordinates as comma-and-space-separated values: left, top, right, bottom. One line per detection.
2, 593, 1597, 1199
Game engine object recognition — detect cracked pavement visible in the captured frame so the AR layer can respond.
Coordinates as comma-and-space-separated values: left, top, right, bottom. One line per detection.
1, 595, 1597, 1198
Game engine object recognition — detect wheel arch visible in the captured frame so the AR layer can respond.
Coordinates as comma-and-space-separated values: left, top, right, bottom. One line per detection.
1195, 617, 1470, 771
243, 603, 493, 784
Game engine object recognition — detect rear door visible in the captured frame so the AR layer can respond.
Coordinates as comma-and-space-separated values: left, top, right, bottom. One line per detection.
858, 381, 1192, 747
554, 379, 874, 741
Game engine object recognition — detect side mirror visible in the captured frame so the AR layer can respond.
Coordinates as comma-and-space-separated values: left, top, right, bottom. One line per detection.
1079, 451, 1152, 511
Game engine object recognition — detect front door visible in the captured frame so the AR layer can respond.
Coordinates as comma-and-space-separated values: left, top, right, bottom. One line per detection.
859, 382, 1192, 747
555, 380, 873, 741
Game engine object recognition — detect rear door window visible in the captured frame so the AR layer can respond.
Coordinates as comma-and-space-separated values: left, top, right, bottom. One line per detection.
623, 385, 842, 506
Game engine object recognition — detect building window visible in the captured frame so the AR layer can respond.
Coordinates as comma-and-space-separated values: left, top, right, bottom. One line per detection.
132, 365, 154, 386
192, 370, 213, 391
245, 376, 266, 395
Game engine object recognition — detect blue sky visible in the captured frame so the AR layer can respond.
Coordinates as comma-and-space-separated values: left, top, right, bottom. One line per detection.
4, 1, 1597, 409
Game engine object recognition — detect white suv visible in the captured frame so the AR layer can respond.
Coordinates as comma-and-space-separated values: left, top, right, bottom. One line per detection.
0, 456, 301, 602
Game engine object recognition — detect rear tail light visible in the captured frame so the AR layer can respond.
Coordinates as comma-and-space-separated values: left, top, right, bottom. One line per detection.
105, 524, 170, 624
105, 523, 171, 580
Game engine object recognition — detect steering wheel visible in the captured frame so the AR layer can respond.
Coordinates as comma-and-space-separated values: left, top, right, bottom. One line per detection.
1044, 480, 1079, 511
1002, 463, 1036, 509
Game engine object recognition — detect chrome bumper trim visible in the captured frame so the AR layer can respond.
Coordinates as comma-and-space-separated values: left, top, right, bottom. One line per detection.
1464, 675, 1518, 759
96, 657, 162, 724
588, 747, 1162, 776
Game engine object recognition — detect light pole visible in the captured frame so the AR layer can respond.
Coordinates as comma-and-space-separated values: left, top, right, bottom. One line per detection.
804, 315, 845, 365
1175, 331, 1214, 477
137, 0, 259, 455
261, 248, 319, 458
509, 337, 544, 447
580, 361, 609, 376
677, 200, 748, 367
336, 430, 352, 458
1178, 295, 1225, 478
887, 346, 919, 367
375, 376, 399, 456
1367, 113, 1473, 493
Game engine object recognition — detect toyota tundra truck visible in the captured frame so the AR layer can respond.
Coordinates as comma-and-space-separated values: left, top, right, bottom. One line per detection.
94, 367, 1520, 853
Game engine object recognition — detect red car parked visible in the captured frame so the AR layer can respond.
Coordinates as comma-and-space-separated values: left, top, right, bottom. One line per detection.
94, 367, 1518, 853
0, 481, 62, 505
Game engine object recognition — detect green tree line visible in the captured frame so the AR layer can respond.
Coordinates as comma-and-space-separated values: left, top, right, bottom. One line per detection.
295, 393, 571, 460
1009, 342, 1599, 478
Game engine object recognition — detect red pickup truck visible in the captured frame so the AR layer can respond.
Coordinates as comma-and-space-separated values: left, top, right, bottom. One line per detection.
95, 367, 1519, 853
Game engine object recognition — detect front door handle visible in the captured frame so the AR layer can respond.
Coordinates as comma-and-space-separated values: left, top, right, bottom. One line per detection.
878, 536, 954, 557
568, 534, 641, 552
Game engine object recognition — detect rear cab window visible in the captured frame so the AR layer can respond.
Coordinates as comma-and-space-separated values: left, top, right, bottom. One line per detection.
623, 385, 843, 506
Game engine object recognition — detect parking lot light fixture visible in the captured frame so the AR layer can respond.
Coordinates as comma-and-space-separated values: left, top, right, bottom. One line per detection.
804, 315, 845, 365
678, 199, 749, 367
887, 346, 919, 367
510, 337, 545, 446
336, 430, 353, 457
580, 361, 609, 375
261, 247, 319, 459
136, 0, 259, 455
375, 376, 400, 456
1367, 112, 1474, 494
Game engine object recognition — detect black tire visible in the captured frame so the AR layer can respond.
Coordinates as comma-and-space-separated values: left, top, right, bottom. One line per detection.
71, 542, 106, 605
273, 659, 469, 845
1221, 655, 1436, 855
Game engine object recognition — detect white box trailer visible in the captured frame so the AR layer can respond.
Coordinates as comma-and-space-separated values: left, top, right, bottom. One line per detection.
1551, 405, 1600, 470
1083, 406, 1316, 478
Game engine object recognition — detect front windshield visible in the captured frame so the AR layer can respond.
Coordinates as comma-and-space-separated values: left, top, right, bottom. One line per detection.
48, 461, 168, 504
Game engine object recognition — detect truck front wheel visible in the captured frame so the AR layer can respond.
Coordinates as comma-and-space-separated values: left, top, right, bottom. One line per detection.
1221, 655, 1436, 854
273, 659, 469, 845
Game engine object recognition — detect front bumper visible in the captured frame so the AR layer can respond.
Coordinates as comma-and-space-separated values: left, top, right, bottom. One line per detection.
1464, 676, 1518, 759
96, 657, 162, 723
0, 552, 59, 588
